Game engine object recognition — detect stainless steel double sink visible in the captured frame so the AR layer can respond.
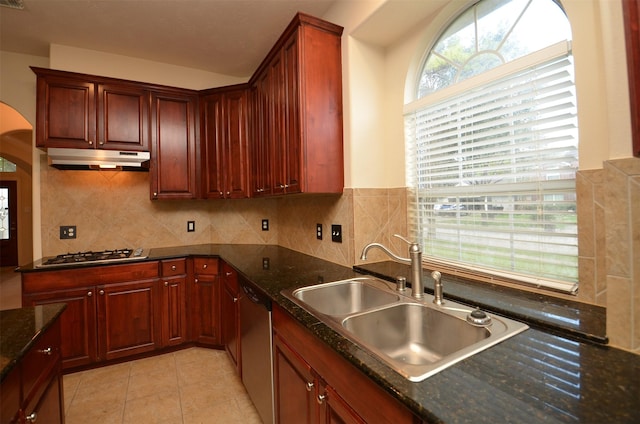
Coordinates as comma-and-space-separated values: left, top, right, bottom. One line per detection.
282, 276, 528, 382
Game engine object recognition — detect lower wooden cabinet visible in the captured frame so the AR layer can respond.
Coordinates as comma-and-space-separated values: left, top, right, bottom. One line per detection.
272, 304, 420, 424
1, 318, 64, 424
160, 259, 188, 346
22, 261, 160, 369
97, 279, 159, 361
191, 257, 221, 346
221, 261, 241, 373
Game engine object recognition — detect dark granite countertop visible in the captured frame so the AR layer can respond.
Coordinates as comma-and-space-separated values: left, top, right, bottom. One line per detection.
0, 303, 66, 382
17, 245, 640, 423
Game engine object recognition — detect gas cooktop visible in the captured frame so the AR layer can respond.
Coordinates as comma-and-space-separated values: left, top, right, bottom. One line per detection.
35, 248, 148, 268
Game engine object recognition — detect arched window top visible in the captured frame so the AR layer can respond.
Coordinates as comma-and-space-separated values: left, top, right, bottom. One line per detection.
418, 0, 572, 97
0, 157, 17, 172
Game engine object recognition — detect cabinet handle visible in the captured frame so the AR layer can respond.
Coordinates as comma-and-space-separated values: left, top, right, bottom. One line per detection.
153, 192, 158, 197
225, 272, 233, 277
38, 347, 53, 356
203, 264, 208, 269
164, 281, 169, 287
171, 265, 177, 271
233, 297, 238, 303
87, 291, 93, 297
195, 278, 198, 284
99, 289, 105, 295
317, 394, 326, 404
25, 412, 37, 423
226, 191, 230, 195
98, 140, 104, 145
88, 140, 93, 145
306, 381, 314, 392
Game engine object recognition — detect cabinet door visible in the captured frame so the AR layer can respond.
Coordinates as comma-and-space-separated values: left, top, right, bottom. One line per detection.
97, 83, 150, 151
283, 31, 302, 194
223, 89, 250, 198
35, 74, 96, 149
24, 288, 98, 369
161, 275, 188, 347
97, 279, 159, 361
269, 52, 287, 196
150, 91, 198, 200
0, 367, 20, 423
221, 263, 240, 372
191, 274, 221, 346
273, 333, 316, 424
320, 383, 366, 424
251, 74, 273, 197
201, 92, 225, 198
21, 373, 64, 424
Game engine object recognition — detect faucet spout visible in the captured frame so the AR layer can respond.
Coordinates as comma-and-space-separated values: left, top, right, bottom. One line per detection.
360, 243, 410, 264
359, 235, 424, 300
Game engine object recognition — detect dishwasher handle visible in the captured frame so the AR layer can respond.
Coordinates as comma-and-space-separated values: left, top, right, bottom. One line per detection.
240, 278, 272, 311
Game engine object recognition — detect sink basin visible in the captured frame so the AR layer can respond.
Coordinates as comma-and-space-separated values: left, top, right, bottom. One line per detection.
290, 277, 400, 317
282, 276, 528, 381
342, 303, 490, 366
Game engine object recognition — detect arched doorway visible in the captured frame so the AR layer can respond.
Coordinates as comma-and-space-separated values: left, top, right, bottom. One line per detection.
0, 102, 34, 267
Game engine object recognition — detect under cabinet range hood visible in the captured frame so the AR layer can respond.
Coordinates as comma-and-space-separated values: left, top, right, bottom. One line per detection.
46, 148, 150, 170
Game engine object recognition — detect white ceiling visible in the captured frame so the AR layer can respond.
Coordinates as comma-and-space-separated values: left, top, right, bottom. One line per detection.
0, 0, 341, 78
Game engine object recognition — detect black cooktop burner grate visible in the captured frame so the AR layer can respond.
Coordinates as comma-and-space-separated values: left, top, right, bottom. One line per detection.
42, 248, 134, 265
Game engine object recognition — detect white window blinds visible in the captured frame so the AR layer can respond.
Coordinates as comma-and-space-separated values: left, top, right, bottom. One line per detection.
404, 43, 578, 293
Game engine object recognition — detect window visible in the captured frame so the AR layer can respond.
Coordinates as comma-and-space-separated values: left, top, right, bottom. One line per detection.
404, 0, 578, 293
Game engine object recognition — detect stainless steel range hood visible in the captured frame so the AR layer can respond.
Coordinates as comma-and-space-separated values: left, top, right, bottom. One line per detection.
47, 148, 150, 170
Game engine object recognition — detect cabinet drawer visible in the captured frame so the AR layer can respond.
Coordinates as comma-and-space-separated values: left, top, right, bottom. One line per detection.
22, 320, 61, 403
161, 258, 187, 277
193, 257, 219, 275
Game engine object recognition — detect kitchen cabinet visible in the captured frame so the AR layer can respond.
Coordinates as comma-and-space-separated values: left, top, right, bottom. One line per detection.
22, 261, 160, 369
1, 316, 64, 424
249, 13, 344, 196
160, 258, 188, 347
273, 331, 363, 424
201, 85, 251, 199
150, 89, 199, 200
32, 67, 150, 151
191, 257, 221, 346
221, 261, 241, 373
272, 304, 420, 424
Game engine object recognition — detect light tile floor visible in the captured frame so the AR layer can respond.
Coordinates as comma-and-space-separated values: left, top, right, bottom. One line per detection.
63, 347, 263, 424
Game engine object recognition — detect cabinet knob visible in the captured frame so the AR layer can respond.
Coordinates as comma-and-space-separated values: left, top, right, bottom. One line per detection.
99, 289, 105, 295
225, 272, 233, 277
38, 347, 53, 356
203, 264, 208, 269
153, 192, 158, 197
164, 281, 169, 287
194, 278, 198, 284
171, 265, 177, 271
317, 394, 326, 404
306, 381, 314, 392
99, 140, 104, 145
226, 191, 230, 195
87, 291, 93, 297
25, 412, 37, 423
88, 140, 93, 145
233, 297, 238, 303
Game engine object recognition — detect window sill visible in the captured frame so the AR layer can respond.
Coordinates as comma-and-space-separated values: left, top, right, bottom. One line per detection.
354, 261, 608, 345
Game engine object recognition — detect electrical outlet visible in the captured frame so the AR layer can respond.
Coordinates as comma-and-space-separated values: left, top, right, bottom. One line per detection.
187, 221, 195, 232
316, 223, 323, 240
60, 225, 76, 239
262, 219, 269, 231
331, 224, 342, 243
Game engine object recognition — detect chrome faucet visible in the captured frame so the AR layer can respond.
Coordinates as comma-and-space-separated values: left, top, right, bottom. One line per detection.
360, 234, 424, 300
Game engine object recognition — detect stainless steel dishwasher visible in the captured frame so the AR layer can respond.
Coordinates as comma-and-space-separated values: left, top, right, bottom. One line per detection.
239, 276, 274, 424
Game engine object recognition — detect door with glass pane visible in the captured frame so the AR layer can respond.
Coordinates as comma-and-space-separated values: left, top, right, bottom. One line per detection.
0, 181, 18, 266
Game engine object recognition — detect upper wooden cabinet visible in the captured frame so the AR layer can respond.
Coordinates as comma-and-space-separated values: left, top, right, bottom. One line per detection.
32, 67, 150, 151
200, 85, 251, 199
249, 13, 344, 196
150, 90, 199, 200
